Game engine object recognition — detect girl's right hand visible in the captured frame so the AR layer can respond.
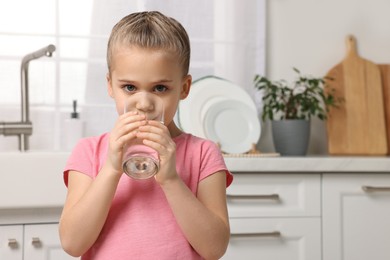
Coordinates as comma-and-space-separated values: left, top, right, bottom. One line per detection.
106, 111, 147, 176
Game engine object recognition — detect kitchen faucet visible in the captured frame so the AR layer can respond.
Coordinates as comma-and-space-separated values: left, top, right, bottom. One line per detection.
0, 44, 56, 151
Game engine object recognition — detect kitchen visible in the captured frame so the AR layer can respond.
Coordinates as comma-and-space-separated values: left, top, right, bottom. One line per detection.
1, 0, 390, 259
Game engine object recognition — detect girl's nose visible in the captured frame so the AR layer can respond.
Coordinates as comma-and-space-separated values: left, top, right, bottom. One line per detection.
135, 94, 154, 113
136, 101, 153, 112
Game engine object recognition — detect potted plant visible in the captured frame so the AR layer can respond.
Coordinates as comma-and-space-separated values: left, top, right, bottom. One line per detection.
254, 68, 341, 156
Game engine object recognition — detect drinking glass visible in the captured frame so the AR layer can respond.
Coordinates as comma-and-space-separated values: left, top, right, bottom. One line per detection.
122, 92, 164, 179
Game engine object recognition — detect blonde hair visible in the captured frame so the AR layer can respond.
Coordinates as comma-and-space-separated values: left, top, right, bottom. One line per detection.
107, 11, 191, 75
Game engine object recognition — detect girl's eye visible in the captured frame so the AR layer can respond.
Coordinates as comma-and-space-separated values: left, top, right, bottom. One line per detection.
124, 85, 136, 92
154, 85, 168, 93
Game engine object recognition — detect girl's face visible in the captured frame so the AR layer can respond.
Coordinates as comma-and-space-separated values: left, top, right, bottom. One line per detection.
107, 46, 191, 133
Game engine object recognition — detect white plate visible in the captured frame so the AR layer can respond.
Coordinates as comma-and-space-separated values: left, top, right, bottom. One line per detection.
203, 99, 261, 154
178, 76, 257, 138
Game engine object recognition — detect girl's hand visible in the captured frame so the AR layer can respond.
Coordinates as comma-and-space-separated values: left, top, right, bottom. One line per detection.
106, 111, 147, 176
136, 120, 178, 184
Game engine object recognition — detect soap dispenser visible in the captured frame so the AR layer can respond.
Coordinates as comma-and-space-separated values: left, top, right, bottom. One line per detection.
64, 100, 84, 151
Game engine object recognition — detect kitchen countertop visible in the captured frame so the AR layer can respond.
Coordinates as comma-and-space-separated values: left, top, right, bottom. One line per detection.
1, 153, 389, 210
224, 156, 390, 173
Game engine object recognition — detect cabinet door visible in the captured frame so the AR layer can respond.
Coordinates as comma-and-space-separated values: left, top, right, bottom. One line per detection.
0, 225, 23, 260
24, 223, 79, 260
323, 174, 390, 260
223, 218, 321, 260
227, 174, 321, 217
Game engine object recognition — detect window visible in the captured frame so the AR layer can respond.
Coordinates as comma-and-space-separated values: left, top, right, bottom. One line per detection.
0, 0, 265, 150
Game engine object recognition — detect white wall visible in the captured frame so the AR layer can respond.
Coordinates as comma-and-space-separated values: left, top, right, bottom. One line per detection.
258, 0, 390, 154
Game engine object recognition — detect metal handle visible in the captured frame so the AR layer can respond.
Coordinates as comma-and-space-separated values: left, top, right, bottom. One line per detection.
231, 231, 282, 238
362, 186, 390, 192
31, 237, 41, 247
227, 193, 280, 200
8, 238, 18, 248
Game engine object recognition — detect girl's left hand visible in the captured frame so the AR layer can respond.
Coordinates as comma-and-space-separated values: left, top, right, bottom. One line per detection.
136, 120, 178, 184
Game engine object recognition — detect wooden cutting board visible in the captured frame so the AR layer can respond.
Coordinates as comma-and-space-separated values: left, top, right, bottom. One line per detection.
326, 35, 387, 155
379, 64, 390, 154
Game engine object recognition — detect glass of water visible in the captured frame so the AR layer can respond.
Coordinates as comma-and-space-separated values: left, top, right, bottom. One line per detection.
122, 92, 164, 179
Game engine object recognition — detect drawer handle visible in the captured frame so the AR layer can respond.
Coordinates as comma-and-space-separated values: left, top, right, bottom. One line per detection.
362, 186, 390, 192
231, 231, 282, 238
227, 194, 280, 200
8, 238, 18, 248
31, 237, 42, 247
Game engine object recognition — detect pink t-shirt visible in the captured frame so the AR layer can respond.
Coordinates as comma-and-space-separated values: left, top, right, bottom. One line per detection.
64, 133, 233, 260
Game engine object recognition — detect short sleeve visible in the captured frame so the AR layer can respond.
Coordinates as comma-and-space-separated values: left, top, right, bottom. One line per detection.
199, 140, 233, 187
63, 138, 95, 187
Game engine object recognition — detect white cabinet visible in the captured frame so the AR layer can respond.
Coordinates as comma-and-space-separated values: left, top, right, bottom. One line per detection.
24, 223, 79, 260
0, 225, 23, 260
226, 174, 321, 217
0, 223, 78, 260
226, 218, 321, 260
223, 174, 322, 260
323, 174, 390, 260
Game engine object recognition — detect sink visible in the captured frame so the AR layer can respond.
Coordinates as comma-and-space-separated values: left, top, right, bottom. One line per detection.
0, 152, 70, 209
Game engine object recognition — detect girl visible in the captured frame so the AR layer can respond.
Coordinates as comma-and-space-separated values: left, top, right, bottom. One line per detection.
59, 11, 233, 260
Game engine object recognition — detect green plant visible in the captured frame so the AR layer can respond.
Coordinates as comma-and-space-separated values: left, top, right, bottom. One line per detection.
254, 68, 341, 121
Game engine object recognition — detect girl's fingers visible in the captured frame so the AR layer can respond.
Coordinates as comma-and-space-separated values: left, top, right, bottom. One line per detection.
116, 120, 147, 140
136, 122, 173, 154
114, 114, 147, 138
136, 122, 167, 141
137, 120, 165, 132
117, 113, 146, 128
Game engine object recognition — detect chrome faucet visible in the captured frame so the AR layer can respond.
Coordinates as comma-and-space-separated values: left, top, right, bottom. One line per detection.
0, 44, 56, 151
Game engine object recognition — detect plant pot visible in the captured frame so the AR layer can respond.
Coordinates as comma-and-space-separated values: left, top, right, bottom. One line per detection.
271, 119, 310, 156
